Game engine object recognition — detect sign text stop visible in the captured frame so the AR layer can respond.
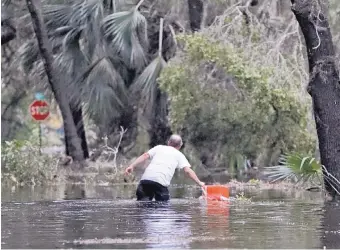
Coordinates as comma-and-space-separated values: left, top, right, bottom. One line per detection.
29, 100, 50, 121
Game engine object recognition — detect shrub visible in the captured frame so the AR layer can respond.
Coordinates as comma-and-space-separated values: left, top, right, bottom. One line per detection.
158, 32, 315, 169
1, 140, 60, 185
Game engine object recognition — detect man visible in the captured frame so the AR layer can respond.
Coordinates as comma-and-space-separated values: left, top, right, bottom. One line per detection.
124, 134, 205, 201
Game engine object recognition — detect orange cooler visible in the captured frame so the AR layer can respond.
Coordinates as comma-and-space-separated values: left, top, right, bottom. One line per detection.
203, 185, 229, 200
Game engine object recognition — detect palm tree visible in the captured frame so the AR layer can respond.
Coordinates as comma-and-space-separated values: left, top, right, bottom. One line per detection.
19, 0, 175, 157
25, 0, 85, 162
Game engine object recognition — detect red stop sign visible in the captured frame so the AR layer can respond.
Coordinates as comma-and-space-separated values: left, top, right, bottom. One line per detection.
29, 100, 50, 121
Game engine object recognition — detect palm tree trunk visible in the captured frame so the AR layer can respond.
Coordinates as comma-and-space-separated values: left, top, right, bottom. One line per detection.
65, 104, 89, 159
149, 89, 172, 147
146, 21, 173, 148
75, 108, 89, 159
26, 0, 84, 162
118, 100, 139, 152
291, 0, 340, 199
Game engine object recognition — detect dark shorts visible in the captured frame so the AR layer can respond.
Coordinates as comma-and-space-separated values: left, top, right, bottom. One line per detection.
136, 180, 170, 201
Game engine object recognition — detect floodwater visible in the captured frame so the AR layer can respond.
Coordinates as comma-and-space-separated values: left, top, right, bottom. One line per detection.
1, 184, 340, 249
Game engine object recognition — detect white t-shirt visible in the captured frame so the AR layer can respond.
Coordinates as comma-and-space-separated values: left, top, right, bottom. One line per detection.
140, 145, 191, 187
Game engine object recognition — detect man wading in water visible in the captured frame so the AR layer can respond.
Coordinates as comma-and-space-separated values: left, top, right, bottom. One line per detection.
124, 134, 205, 201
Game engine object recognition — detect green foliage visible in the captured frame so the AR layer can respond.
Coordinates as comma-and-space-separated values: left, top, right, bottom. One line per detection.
159, 34, 315, 168
1, 140, 60, 185
264, 153, 322, 184
235, 192, 252, 203
248, 179, 260, 185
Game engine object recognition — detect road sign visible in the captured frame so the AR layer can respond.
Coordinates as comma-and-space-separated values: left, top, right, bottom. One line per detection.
29, 100, 50, 121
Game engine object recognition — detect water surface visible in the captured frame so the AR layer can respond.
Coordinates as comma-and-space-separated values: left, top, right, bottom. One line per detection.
1, 184, 340, 248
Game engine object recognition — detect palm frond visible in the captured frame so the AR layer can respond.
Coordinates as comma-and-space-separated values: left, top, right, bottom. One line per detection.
43, 0, 104, 33
53, 26, 74, 37
130, 31, 149, 69
264, 153, 322, 184
78, 57, 129, 125
281, 153, 322, 174
103, 0, 130, 13
16, 30, 66, 73
135, 10, 149, 52
43, 4, 73, 31
131, 17, 166, 115
58, 27, 113, 110
16, 40, 40, 73
263, 165, 297, 183
132, 55, 166, 113
81, 1, 105, 60
101, 3, 148, 70
62, 27, 83, 52
31, 60, 47, 81
27, 59, 56, 94
69, 0, 102, 26
55, 28, 88, 106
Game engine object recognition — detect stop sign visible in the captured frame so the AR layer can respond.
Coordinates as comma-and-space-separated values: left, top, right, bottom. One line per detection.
29, 100, 50, 121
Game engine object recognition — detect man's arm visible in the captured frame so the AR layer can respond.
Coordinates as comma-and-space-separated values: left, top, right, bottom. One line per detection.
124, 153, 149, 175
183, 166, 205, 187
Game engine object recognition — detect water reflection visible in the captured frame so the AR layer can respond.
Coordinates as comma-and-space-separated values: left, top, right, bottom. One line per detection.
320, 202, 340, 249
62, 186, 86, 244
137, 201, 192, 248
64, 184, 86, 200
203, 200, 230, 229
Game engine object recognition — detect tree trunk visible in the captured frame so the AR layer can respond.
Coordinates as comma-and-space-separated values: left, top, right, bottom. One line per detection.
187, 0, 204, 32
118, 101, 139, 153
149, 89, 172, 147
145, 24, 173, 148
26, 0, 84, 162
112, 69, 139, 153
291, 0, 340, 198
74, 108, 89, 159
65, 104, 89, 159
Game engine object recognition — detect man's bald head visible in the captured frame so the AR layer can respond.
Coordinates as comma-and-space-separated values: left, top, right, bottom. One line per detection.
167, 134, 183, 149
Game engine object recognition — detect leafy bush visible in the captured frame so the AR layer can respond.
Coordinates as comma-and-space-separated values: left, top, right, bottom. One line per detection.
156, 4, 320, 171
158, 33, 315, 169
1, 140, 60, 185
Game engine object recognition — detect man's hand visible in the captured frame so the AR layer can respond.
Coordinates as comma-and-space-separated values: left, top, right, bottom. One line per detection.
124, 166, 134, 175
184, 166, 205, 187
198, 181, 205, 187
124, 153, 150, 176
